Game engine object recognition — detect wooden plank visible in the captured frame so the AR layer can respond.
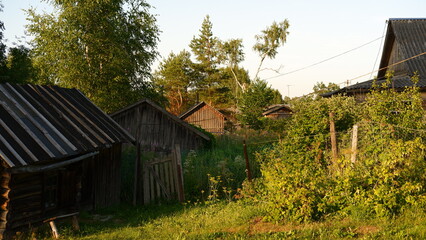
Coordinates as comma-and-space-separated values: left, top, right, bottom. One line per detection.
351, 124, 359, 163
5, 83, 78, 151
147, 165, 170, 200
174, 144, 185, 202
143, 162, 150, 205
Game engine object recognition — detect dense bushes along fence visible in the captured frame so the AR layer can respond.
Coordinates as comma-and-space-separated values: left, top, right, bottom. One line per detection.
251, 75, 426, 222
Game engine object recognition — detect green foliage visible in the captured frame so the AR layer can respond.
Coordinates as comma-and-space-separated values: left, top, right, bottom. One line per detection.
5, 45, 34, 84
253, 19, 290, 79
153, 50, 200, 114
238, 80, 283, 129
26, 0, 163, 113
312, 81, 340, 99
253, 75, 426, 222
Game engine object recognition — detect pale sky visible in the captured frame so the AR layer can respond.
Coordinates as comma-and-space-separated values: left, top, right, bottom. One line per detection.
2, 0, 426, 97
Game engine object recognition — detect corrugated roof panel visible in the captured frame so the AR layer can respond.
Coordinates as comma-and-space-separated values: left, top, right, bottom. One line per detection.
0, 84, 134, 168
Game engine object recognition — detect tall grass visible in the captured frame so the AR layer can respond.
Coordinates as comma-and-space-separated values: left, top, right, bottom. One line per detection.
183, 130, 278, 201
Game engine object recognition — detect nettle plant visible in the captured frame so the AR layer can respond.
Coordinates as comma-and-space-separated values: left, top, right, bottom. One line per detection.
255, 74, 426, 222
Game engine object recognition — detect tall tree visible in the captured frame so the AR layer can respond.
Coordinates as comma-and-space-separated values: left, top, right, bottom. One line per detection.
5, 45, 33, 84
312, 81, 340, 99
189, 15, 220, 72
253, 20, 290, 80
153, 50, 200, 115
27, 0, 161, 113
0, 1, 7, 81
218, 38, 249, 95
238, 79, 277, 129
189, 15, 230, 106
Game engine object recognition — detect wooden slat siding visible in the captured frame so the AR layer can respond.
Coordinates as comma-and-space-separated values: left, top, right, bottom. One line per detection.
184, 105, 225, 134
112, 101, 209, 153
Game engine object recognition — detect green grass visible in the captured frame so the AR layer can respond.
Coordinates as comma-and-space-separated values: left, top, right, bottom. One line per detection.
20, 201, 426, 239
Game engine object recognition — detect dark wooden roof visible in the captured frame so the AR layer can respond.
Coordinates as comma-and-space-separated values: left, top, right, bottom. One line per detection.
324, 18, 426, 97
111, 99, 210, 142
0, 83, 135, 168
179, 101, 226, 120
262, 104, 293, 116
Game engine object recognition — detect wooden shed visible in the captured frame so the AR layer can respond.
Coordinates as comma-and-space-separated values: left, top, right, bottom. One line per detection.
0, 83, 134, 237
180, 102, 226, 134
110, 99, 210, 153
263, 104, 293, 119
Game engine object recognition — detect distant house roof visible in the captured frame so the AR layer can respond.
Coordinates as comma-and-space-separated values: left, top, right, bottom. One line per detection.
179, 101, 226, 120
0, 83, 134, 168
111, 99, 210, 142
262, 104, 293, 116
323, 18, 426, 97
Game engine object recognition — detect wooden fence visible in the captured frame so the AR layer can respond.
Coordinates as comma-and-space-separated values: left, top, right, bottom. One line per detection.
134, 144, 184, 205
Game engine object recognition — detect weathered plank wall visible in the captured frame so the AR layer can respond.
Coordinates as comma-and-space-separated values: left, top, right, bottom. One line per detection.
112, 103, 207, 152
183, 105, 225, 134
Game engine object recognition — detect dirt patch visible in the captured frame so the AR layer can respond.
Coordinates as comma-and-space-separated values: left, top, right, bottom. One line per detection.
356, 225, 381, 235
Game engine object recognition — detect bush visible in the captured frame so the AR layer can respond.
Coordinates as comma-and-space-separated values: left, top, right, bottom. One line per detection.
253, 75, 426, 222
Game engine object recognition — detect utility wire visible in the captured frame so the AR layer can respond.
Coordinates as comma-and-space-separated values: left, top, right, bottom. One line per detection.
370, 21, 388, 79
264, 36, 384, 80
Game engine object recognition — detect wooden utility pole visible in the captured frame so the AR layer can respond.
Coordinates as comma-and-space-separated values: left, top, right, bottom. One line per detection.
329, 112, 338, 162
351, 124, 358, 163
243, 140, 252, 182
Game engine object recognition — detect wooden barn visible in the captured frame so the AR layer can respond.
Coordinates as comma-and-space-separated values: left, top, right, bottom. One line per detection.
110, 99, 210, 153
180, 101, 226, 134
323, 18, 426, 108
263, 104, 293, 119
0, 83, 134, 237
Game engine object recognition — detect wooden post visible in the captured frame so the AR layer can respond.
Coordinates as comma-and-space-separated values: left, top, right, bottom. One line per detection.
329, 112, 338, 162
133, 143, 141, 206
49, 221, 59, 239
173, 144, 185, 202
351, 124, 358, 163
143, 162, 150, 205
72, 215, 80, 231
0, 170, 10, 239
243, 140, 252, 182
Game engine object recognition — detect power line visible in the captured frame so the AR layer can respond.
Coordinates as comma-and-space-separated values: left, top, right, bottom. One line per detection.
370, 21, 388, 79
264, 36, 384, 80
343, 50, 426, 84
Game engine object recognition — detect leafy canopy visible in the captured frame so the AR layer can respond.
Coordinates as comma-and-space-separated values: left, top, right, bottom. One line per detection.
27, 0, 162, 113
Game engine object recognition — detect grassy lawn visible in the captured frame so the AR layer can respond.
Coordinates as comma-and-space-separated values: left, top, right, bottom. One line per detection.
21, 201, 426, 239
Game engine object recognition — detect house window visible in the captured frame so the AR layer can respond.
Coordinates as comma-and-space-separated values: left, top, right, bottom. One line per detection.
44, 173, 58, 210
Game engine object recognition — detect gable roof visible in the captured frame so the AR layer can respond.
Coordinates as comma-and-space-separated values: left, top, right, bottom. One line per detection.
111, 99, 210, 142
179, 101, 226, 120
323, 18, 426, 97
0, 83, 135, 168
263, 104, 293, 116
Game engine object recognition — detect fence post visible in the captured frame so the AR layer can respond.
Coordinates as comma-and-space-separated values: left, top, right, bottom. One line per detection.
133, 143, 141, 206
173, 144, 185, 202
329, 112, 338, 163
351, 124, 358, 163
243, 140, 252, 182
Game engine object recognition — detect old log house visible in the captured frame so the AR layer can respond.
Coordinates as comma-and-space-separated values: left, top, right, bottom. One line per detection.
179, 101, 227, 134
263, 104, 293, 119
0, 83, 134, 238
323, 18, 426, 109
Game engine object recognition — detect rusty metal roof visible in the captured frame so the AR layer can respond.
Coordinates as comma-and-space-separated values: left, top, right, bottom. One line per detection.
0, 83, 135, 168
324, 18, 426, 97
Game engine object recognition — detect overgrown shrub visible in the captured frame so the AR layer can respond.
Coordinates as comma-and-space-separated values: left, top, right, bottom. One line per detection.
253, 75, 426, 222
